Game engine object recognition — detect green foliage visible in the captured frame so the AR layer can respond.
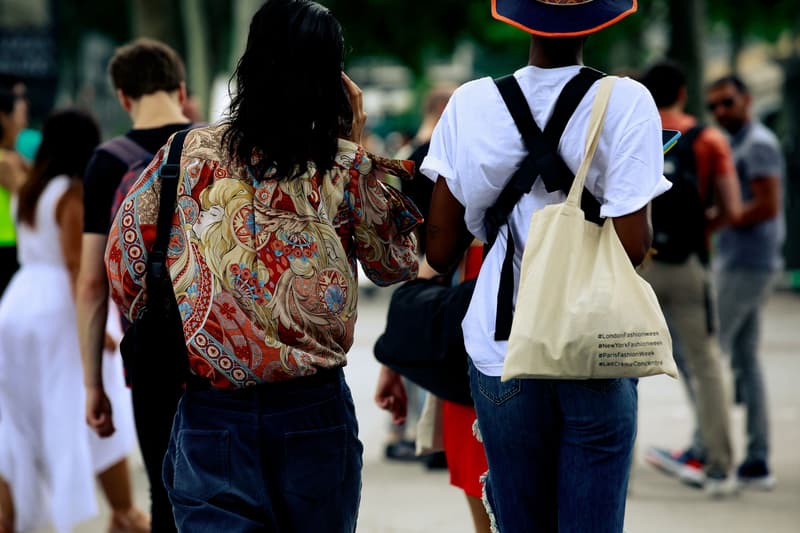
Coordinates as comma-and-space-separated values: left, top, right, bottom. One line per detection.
708, 0, 800, 42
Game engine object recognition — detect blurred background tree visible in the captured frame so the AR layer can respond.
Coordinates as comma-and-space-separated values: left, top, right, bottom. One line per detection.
0, 0, 797, 274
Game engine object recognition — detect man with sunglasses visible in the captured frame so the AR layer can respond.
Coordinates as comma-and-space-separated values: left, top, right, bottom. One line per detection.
639, 61, 742, 497
705, 74, 785, 491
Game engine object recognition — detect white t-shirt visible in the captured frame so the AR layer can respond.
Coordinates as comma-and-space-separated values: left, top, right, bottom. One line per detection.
421, 65, 670, 376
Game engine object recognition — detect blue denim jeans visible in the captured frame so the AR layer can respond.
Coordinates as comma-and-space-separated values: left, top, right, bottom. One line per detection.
162, 369, 363, 532
469, 360, 637, 533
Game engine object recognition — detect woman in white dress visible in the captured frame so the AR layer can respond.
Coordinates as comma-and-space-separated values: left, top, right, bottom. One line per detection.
0, 109, 147, 533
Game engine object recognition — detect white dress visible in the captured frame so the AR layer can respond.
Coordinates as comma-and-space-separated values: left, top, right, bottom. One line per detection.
0, 176, 135, 533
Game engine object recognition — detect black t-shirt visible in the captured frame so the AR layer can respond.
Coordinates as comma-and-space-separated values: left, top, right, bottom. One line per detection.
83, 123, 192, 234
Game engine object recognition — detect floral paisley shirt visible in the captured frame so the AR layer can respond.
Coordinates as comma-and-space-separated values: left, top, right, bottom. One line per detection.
106, 124, 421, 388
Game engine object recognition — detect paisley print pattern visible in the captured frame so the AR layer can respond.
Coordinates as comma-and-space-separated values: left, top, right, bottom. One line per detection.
106, 124, 421, 388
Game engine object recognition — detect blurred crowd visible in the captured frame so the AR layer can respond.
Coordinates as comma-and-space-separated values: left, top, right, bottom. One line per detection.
0, 1, 794, 533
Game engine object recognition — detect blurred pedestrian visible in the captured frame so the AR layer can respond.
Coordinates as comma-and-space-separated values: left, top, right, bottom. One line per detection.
105, 1, 420, 531
639, 60, 741, 497
382, 84, 457, 465
0, 109, 147, 533
706, 74, 785, 491
0, 80, 28, 297
379, 82, 492, 532
76, 38, 192, 532
423, 1, 670, 531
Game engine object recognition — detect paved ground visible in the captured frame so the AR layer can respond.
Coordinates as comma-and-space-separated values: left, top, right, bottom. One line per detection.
47, 288, 800, 532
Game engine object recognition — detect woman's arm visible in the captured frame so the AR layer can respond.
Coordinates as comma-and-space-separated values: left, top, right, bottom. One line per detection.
55, 180, 84, 293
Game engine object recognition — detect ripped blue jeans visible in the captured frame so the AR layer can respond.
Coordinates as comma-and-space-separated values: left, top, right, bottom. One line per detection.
469, 360, 637, 533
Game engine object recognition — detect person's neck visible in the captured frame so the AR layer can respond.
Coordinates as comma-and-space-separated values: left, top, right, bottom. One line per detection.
528, 36, 583, 68
661, 102, 685, 115
129, 92, 190, 130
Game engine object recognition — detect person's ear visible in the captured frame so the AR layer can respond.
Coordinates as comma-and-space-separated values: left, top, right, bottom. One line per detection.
677, 86, 688, 106
177, 82, 188, 106
116, 89, 132, 113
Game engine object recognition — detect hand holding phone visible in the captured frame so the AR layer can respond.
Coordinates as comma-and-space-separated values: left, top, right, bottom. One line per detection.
341, 72, 367, 145
662, 129, 681, 154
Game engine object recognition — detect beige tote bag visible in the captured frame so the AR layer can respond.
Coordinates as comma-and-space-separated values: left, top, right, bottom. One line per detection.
502, 77, 677, 382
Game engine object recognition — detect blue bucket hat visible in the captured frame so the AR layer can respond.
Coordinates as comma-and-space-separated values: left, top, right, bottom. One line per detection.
492, 0, 637, 37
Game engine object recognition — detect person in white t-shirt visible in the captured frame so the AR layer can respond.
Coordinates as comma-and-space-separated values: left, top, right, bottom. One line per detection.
421, 2, 670, 532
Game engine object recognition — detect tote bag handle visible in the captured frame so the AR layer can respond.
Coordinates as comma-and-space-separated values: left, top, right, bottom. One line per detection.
566, 77, 617, 209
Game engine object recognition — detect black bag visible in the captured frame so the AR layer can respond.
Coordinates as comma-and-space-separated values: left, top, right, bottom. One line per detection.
119, 130, 191, 388
374, 276, 475, 405
373, 68, 606, 405
652, 126, 709, 264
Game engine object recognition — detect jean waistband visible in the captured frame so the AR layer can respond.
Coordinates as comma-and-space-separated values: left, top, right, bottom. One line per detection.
185, 367, 343, 397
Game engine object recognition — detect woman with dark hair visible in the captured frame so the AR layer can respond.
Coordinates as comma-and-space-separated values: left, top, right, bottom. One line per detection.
0, 109, 148, 533
105, 1, 421, 531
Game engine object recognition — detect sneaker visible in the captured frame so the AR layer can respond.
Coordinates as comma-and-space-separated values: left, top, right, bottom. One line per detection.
384, 439, 420, 462
644, 447, 705, 488
424, 451, 448, 470
736, 460, 777, 491
705, 472, 739, 499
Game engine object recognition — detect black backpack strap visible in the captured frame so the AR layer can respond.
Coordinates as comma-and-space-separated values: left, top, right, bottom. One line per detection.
98, 136, 153, 167
147, 129, 190, 286
490, 68, 604, 341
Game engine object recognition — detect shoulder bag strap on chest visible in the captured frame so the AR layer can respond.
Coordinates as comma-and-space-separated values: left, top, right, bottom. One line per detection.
148, 129, 189, 285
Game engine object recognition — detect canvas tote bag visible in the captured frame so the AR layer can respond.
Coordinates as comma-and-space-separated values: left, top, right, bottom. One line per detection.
502, 77, 677, 381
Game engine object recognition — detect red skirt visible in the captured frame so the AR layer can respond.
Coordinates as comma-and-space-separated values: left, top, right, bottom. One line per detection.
442, 399, 488, 498
442, 242, 488, 498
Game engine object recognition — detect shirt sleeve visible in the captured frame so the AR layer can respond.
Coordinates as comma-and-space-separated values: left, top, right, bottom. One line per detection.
337, 140, 422, 287
105, 142, 170, 322
420, 96, 465, 206
83, 150, 127, 234
745, 140, 782, 180
599, 89, 671, 218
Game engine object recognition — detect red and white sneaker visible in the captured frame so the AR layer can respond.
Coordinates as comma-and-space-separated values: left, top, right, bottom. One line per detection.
644, 447, 706, 488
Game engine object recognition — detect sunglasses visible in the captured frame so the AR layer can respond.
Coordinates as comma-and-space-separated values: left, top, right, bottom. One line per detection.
706, 98, 735, 112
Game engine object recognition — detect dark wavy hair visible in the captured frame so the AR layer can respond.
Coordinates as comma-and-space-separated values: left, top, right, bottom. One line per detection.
224, 0, 352, 180
16, 109, 100, 226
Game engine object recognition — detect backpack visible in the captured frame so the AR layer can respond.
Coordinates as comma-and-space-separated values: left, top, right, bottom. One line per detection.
651, 126, 709, 264
372, 68, 606, 404
119, 129, 191, 389
97, 136, 154, 222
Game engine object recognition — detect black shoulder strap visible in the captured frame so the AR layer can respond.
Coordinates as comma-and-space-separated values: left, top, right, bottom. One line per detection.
671, 125, 705, 180
490, 67, 604, 341
148, 129, 190, 284
486, 67, 604, 244
682, 125, 705, 145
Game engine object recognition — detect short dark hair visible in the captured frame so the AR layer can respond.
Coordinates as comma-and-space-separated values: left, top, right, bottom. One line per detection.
708, 75, 749, 95
640, 60, 686, 108
108, 38, 185, 99
224, 0, 352, 181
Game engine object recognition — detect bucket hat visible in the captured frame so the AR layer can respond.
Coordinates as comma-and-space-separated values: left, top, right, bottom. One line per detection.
492, 0, 637, 37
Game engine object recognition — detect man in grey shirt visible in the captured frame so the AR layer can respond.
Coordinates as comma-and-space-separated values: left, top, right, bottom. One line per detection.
706, 75, 785, 491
